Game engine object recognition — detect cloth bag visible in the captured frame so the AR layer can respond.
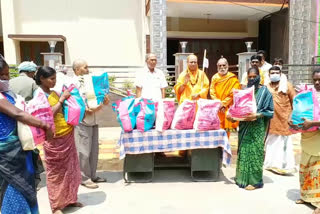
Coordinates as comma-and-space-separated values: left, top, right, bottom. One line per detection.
112, 96, 136, 132
193, 99, 221, 131
228, 86, 257, 119
62, 84, 86, 125
14, 95, 36, 151
155, 98, 175, 132
290, 85, 320, 133
171, 100, 196, 130
84, 72, 109, 108
135, 98, 156, 132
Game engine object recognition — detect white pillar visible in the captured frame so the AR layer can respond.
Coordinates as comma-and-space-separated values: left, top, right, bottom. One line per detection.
1, 0, 19, 64
150, 0, 167, 68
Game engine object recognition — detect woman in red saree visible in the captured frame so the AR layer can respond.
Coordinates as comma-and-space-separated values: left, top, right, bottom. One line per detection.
35, 66, 82, 214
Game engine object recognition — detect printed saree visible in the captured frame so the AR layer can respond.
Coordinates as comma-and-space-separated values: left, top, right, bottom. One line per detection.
44, 91, 81, 212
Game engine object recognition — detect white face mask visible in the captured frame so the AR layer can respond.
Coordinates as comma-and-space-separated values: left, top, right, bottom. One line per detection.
270, 74, 281, 82
0, 79, 9, 92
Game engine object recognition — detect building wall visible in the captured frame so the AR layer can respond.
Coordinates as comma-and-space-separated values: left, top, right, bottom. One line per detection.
289, 0, 318, 85
1, 0, 147, 66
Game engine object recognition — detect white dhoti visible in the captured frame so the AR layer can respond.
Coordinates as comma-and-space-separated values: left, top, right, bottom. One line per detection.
264, 134, 296, 174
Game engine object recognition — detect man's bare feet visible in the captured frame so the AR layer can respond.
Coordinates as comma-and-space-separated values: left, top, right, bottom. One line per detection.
53, 210, 63, 214
244, 185, 256, 191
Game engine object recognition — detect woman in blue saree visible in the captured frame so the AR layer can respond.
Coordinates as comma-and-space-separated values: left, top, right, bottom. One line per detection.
0, 57, 53, 213
229, 67, 274, 190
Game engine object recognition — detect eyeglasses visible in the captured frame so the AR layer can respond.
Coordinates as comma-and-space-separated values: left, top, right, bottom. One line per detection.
218, 64, 227, 67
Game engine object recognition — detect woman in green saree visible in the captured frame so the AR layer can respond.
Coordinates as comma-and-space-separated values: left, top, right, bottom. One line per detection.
232, 67, 274, 190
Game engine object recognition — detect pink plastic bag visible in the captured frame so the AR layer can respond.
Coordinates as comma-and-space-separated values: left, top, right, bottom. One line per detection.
194, 99, 221, 131
62, 84, 86, 126
136, 99, 156, 132
290, 85, 320, 133
112, 96, 136, 132
26, 89, 55, 145
155, 98, 175, 132
228, 86, 257, 119
171, 100, 196, 130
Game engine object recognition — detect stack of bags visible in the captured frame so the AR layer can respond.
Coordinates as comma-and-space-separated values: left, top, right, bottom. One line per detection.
113, 97, 222, 132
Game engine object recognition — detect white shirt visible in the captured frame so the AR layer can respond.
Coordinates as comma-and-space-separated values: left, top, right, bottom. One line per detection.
135, 67, 168, 101
260, 61, 272, 85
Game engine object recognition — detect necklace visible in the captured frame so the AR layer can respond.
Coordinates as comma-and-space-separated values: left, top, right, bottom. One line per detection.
189, 72, 199, 87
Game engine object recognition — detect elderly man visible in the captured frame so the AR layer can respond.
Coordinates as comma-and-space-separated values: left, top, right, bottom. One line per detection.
174, 54, 209, 104
240, 55, 265, 89
210, 57, 240, 138
264, 66, 296, 175
135, 53, 168, 101
9, 61, 38, 101
73, 59, 109, 189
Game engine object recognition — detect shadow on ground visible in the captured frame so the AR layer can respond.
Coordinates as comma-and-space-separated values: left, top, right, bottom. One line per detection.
62, 191, 107, 213
37, 171, 123, 191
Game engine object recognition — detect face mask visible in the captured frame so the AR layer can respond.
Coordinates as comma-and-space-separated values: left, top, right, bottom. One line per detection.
247, 76, 260, 89
0, 79, 9, 92
270, 74, 281, 82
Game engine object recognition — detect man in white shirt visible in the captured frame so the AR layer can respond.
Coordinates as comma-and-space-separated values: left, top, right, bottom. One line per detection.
135, 53, 168, 101
257, 50, 272, 84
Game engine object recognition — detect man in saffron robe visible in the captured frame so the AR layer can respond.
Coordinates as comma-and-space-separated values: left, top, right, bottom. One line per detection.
174, 54, 209, 104
210, 57, 240, 137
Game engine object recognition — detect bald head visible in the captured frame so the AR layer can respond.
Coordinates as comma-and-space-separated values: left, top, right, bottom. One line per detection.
72, 59, 89, 76
217, 57, 229, 76
187, 54, 198, 72
145, 53, 157, 71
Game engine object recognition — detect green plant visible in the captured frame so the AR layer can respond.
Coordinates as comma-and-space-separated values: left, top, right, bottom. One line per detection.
122, 79, 136, 94
108, 75, 116, 87
9, 65, 19, 79
165, 74, 176, 99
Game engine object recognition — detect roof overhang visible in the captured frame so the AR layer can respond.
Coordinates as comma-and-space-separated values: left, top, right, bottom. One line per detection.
8, 34, 66, 42
167, 0, 288, 21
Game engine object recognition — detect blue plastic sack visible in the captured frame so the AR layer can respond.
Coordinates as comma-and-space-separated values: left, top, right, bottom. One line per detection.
92, 72, 109, 105
292, 91, 314, 125
85, 72, 109, 108
112, 96, 136, 132
62, 84, 86, 125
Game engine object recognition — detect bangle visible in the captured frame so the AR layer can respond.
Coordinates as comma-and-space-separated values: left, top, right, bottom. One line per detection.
58, 100, 63, 105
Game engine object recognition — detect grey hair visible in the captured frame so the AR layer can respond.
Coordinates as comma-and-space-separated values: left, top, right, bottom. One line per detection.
72, 59, 87, 71
145, 53, 157, 61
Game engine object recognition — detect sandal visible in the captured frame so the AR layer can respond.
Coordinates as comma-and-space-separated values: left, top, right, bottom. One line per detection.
92, 177, 107, 183
295, 199, 305, 204
245, 185, 256, 191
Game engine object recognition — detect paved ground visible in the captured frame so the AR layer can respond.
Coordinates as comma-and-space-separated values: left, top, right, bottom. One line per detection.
37, 168, 313, 214
36, 128, 313, 214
